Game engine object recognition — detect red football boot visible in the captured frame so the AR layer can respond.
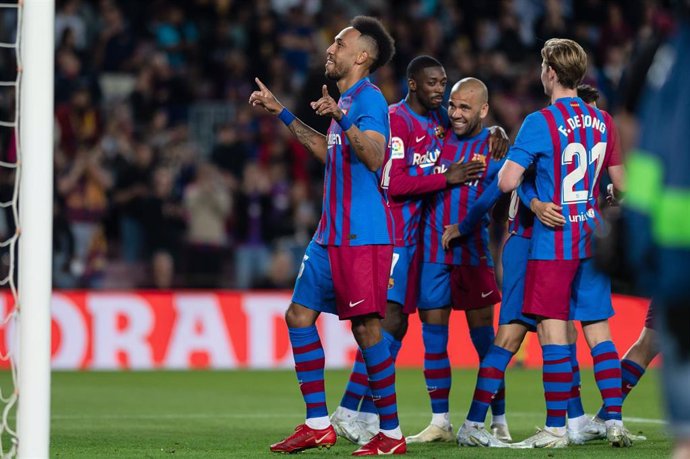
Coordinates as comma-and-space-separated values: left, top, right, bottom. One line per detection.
352, 432, 407, 456
270, 424, 337, 453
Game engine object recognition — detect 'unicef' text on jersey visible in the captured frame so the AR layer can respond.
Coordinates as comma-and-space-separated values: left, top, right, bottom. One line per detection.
313, 78, 393, 246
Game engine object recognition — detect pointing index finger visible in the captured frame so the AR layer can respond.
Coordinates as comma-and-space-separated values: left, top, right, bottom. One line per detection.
322, 85, 329, 98
255, 77, 269, 92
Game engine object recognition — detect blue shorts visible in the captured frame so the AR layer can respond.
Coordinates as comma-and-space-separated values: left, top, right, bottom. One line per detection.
418, 262, 452, 310
568, 257, 614, 322
499, 235, 537, 331
388, 245, 417, 308
291, 240, 337, 315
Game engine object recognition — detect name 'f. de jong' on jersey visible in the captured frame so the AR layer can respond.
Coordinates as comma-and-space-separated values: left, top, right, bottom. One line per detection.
506, 97, 621, 260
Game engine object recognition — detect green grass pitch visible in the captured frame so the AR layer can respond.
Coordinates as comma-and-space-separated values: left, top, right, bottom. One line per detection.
35, 368, 670, 457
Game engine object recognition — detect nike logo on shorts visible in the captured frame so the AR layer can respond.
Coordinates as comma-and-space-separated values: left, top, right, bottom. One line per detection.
349, 299, 365, 308
481, 291, 494, 298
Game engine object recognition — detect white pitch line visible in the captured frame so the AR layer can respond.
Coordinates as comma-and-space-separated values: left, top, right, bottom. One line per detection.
49, 411, 667, 425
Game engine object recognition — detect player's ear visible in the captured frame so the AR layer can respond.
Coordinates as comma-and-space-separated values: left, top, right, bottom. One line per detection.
480, 102, 489, 119
356, 49, 369, 66
408, 78, 417, 92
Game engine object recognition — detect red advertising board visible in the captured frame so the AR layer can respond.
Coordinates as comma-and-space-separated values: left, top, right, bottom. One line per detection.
0, 291, 654, 370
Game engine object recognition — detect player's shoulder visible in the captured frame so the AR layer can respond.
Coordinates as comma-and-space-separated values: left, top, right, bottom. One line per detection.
597, 108, 614, 126
389, 100, 407, 117
520, 109, 551, 132
357, 81, 387, 104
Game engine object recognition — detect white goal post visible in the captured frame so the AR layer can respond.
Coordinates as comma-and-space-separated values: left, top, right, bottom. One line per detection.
17, 1, 54, 458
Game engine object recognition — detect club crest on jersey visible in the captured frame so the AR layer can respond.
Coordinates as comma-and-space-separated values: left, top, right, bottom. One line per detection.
471, 153, 486, 165
435, 126, 446, 139
388, 277, 395, 289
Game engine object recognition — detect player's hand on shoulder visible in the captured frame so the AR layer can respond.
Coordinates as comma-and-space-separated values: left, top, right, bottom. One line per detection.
488, 125, 510, 160
444, 160, 485, 185
442, 224, 462, 250
249, 77, 284, 115
311, 85, 344, 120
529, 198, 566, 228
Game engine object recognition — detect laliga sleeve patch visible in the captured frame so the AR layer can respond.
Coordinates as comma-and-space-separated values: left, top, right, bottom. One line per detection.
391, 137, 405, 159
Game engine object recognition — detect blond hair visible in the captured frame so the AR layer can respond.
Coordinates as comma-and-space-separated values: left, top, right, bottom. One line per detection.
541, 38, 587, 89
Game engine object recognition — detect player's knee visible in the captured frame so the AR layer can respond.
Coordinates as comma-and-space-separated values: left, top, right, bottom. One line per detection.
381, 303, 407, 340
494, 332, 522, 353
466, 305, 494, 328
285, 303, 316, 328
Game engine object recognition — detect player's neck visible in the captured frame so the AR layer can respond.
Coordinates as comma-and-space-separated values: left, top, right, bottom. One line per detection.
550, 85, 578, 104
337, 70, 369, 94
405, 95, 428, 117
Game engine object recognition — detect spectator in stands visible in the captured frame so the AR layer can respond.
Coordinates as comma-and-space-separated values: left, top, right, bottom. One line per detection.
112, 141, 156, 264
183, 161, 231, 288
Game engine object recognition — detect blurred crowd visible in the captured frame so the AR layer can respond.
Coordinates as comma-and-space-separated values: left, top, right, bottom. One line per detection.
0, 0, 674, 289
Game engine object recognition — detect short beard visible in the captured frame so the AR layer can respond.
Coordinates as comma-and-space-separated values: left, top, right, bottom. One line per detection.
325, 69, 341, 81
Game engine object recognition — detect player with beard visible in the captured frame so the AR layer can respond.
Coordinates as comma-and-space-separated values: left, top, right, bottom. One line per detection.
329, 55, 487, 445
250, 16, 406, 455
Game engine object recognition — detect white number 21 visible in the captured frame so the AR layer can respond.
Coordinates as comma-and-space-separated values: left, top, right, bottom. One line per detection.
561, 141, 606, 204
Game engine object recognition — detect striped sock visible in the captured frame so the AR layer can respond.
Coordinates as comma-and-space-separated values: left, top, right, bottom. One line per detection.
591, 341, 623, 421
596, 359, 645, 420
384, 330, 403, 361
289, 326, 327, 420
339, 350, 368, 411
542, 344, 572, 428
470, 326, 506, 418
362, 339, 399, 430
467, 344, 513, 424
422, 323, 451, 414
358, 331, 401, 414
567, 343, 585, 419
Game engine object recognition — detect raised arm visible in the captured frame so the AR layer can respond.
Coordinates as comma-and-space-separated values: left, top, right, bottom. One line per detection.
249, 78, 328, 163
311, 85, 383, 171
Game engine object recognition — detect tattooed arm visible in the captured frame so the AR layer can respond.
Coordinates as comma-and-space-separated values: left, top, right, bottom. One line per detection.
310, 84, 385, 171
286, 120, 327, 163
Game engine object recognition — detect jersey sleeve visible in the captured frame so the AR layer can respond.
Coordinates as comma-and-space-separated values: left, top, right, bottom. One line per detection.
517, 174, 538, 207
458, 178, 503, 235
506, 112, 550, 168
354, 89, 388, 137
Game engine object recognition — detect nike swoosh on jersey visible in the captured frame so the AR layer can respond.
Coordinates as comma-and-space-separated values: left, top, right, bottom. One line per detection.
415, 135, 426, 142
481, 291, 494, 298
349, 299, 365, 307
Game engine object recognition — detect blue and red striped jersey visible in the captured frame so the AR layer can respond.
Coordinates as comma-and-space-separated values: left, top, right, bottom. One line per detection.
313, 78, 393, 246
383, 100, 449, 247
506, 97, 621, 260
422, 128, 505, 266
